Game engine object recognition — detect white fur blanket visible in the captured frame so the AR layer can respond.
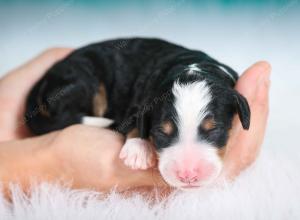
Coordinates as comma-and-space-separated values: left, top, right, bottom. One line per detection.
1, 148, 299, 220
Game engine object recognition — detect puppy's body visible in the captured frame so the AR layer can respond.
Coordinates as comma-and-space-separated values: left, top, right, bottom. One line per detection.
26, 38, 250, 189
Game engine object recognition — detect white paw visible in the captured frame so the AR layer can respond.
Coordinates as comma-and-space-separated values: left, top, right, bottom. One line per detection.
119, 138, 155, 170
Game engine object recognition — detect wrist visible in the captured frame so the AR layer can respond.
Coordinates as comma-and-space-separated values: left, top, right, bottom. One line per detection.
0, 132, 60, 192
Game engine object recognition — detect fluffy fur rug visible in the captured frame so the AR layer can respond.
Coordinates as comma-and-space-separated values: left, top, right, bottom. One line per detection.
1, 148, 299, 220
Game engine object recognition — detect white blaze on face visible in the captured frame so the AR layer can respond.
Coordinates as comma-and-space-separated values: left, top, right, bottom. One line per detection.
158, 80, 223, 189
173, 81, 211, 142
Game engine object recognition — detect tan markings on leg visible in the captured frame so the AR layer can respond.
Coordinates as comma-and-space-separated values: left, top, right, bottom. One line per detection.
37, 97, 50, 117
161, 121, 174, 135
149, 135, 154, 145
217, 146, 226, 161
93, 83, 107, 117
126, 128, 139, 139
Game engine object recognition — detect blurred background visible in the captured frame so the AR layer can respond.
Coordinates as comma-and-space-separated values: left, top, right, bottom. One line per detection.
1, 0, 299, 151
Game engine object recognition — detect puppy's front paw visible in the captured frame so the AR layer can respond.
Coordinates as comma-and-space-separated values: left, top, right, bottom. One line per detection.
119, 138, 155, 170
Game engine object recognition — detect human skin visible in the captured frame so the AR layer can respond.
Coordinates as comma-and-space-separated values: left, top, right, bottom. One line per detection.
0, 48, 271, 195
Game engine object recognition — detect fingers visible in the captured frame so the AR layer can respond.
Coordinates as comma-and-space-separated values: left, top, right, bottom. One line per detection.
0, 48, 73, 93
236, 61, 271, 136
235, 61, 271, 104
50, 125, 165, 191
0, 48, 73, 141
234, 61, 271, 139
221, 61, 271, 180
18, 48, 73, 78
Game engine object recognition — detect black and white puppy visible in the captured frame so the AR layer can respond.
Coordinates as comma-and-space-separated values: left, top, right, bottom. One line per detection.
25, 38, 250, 189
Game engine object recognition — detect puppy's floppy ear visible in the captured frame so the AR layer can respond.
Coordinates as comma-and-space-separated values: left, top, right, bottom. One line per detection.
232, 90, 251, 130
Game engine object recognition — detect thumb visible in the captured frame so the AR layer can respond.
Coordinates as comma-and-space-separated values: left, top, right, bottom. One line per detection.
221, 61, 271, 180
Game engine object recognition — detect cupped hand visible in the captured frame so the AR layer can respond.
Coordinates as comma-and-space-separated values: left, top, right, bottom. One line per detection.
0, 48, 73, 141
221, 61, 271, 180
0, 48, 270, 193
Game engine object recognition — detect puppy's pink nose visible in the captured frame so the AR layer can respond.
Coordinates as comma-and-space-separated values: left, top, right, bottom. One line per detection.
175, 163, 214, 184
177, 170, 200, 184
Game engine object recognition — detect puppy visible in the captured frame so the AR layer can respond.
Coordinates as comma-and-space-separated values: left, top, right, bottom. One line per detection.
25, 38, 250, 189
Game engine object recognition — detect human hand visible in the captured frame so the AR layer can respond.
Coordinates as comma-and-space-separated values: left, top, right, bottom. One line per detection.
220, 61, 271, 181
0, 48, 73, 141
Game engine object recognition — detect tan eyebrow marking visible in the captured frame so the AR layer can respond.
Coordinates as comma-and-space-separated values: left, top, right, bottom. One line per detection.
37, 96, 50, 117
201, 117, 216, 131
161, 121, 174, 135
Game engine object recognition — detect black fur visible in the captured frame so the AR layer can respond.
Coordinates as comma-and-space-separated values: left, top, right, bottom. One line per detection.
25, 38, 250, 149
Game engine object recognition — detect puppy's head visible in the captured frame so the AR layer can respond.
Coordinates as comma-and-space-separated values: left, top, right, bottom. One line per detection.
139, 69, 250, 189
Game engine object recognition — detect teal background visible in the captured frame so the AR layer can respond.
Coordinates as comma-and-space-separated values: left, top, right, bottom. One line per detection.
1, 0, 299, 75
0, 0, 297, 6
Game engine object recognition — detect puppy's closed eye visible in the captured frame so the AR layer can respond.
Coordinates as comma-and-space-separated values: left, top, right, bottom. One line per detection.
200, 116, 216, 131
161, 121, 174, 135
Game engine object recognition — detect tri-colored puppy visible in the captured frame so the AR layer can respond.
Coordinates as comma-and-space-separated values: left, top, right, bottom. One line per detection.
25, 38, 250, 189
